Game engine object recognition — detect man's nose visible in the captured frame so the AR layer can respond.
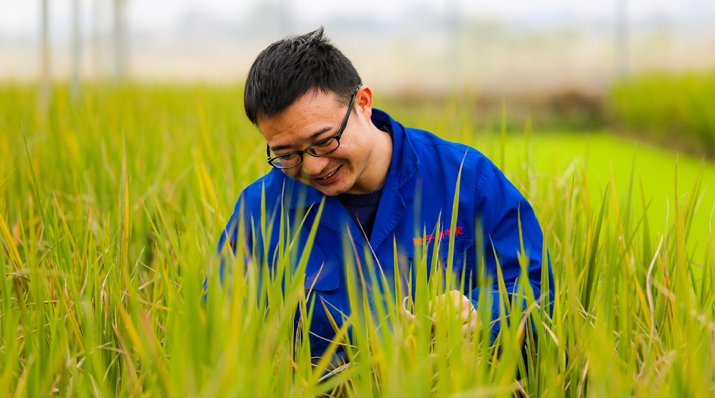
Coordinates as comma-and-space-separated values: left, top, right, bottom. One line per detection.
301, 155, 329, 177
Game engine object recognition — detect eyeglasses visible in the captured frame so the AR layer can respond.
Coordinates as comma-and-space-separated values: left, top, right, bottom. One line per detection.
266, 85, 361, 169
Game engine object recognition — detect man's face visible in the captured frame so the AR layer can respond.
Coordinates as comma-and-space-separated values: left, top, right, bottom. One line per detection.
258, 87, 382, 196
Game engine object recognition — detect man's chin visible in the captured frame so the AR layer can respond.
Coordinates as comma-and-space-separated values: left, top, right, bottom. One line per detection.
311, 184, 347, 197
308, 179, 352, 197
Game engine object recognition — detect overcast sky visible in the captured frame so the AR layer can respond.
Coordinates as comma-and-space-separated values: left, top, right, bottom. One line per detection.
1, 0, 713, 38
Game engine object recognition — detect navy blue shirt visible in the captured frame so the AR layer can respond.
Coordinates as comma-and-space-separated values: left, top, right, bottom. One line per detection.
338, 186, 384, 240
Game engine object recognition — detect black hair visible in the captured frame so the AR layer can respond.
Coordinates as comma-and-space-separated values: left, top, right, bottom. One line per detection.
244, 27, 362, 125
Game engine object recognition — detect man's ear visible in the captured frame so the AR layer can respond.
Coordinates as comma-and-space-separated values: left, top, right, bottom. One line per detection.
355, 85, 373, 120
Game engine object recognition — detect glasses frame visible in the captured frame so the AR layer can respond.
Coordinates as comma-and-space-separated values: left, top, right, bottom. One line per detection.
266, 84, 362, 169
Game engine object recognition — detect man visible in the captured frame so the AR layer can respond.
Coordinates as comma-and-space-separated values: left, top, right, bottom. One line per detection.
218, 28, 554, 360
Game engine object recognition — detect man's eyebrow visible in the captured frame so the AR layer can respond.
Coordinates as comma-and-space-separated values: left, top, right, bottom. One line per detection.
270, 126, 333, 152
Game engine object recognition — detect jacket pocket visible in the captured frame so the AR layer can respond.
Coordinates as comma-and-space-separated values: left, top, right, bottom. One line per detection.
303, 257, 341, 291
437, 237, 474, 273
406, 237, 475, 291
408, 237, 473, 269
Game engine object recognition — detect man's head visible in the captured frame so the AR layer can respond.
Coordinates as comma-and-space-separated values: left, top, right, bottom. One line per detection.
244, 28, 393, 196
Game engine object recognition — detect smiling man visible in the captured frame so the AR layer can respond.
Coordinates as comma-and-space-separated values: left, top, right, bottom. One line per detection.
218, 28, 554, 361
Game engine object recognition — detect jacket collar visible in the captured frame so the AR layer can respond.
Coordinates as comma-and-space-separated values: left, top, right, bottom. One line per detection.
287, 108, 419, 210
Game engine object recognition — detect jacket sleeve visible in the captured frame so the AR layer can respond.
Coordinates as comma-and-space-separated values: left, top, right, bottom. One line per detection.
214, 193, 254, 286
469, 162, 553, 343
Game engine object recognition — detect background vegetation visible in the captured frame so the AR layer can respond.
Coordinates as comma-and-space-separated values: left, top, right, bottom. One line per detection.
609, 71, 715, 158
1, 82, 714, 396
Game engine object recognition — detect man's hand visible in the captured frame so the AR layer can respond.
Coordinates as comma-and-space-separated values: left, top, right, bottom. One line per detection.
429, 290, 480, 335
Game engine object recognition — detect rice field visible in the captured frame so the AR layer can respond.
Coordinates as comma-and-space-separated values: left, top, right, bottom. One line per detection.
1, 83, 714, 397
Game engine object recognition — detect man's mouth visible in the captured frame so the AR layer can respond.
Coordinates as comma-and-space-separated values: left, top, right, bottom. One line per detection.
313, 165, 342, 185
320, 167, 339, 180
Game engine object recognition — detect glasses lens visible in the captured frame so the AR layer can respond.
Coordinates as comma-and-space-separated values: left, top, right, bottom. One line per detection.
272, 153, 302, 168
309, 137, 339, 156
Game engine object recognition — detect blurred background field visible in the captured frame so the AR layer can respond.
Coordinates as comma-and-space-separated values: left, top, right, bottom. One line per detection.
2, 1, 715, 137
5, 1, 714, 154
610, 71, 715, 158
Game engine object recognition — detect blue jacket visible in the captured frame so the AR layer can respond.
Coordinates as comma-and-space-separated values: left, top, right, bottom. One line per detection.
218, 109, 554, 356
